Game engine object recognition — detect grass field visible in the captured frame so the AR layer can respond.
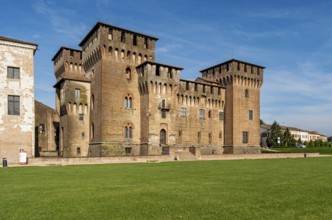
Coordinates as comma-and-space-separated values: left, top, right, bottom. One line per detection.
263, 147, 332, 155
1, 158, 332, 219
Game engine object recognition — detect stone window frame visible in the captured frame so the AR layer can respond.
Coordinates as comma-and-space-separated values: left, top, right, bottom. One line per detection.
124, 93, 133, 109
75, 88, 81, 99
180, 107, 187, 117
199, 109, 205, 120
248, 110, 253, 120
243, 131, 249, 144
8, 95, 20, 115
7, 66, 20, 79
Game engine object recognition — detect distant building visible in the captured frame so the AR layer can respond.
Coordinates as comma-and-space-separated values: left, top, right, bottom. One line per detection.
0, 36, 37, 163
260, 124, 327, 147
48, 21, 264, 157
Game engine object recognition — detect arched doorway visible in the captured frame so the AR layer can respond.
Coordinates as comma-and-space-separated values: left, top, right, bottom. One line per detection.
160, 129, 166, 145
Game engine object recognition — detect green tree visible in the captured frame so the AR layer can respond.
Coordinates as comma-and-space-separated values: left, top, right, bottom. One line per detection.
267, 121, 283, 148
260, 119, 265, 125
328, 136, 332, 142
282, 128, 296, 147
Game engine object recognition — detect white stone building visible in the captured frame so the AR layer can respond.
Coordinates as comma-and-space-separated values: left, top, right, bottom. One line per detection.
0, 36, 37, 164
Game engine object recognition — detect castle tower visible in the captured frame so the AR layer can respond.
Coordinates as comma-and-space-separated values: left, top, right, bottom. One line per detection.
200, 59, 264, 153
136, 61, 182, 155
52, 47, 90, 157
78, 22, 158, 156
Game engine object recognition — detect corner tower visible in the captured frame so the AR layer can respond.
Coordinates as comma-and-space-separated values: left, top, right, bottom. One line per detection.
79, 22, 158, 156
200, 59, 264, 153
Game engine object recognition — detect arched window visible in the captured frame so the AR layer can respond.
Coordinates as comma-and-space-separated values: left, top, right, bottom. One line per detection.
124, 94, 133, 109
245, 89, 249, 98
125, 125, 132, 139
160, 129, 166, 145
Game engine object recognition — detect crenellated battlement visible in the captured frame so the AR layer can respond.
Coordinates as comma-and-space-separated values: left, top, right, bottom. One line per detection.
200, 59, 264, 88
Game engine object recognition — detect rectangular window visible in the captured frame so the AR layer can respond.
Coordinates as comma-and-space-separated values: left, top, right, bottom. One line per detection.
79, 114, 84, 120
39, 124, 45, 133
125, 147, 132, 155
144, 37, 149, 48
243, 131, 249, 144
133, 35, 137, 46
75, 88, 81, 99
219, 112, 224, 121
209, 133, 212, 144
121, 31, 126, 43
8, 95, 20, 115
180, 107, 186, 117
156, 65, 160, 76
77, 147, 81, 156
161, 99, 166, 108
7, 67, 20, 79
161, 110, 166, 118
248, 110, 253, 120
198, 131, 201, 143
108, 28, 113, 40
186, 82, 190, 90
199, 109, 205, 120
194, 83, 198, 92
70, 50, 74, 57
202, 85, 206, 93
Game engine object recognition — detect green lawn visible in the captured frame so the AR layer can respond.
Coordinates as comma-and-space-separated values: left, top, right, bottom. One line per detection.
1, 158, 332, 219
264, 147, 332, 155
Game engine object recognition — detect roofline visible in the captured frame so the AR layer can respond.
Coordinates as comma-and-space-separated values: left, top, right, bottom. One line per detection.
200, 59, 266, 73
35, 100, 55, 111
53, 77, 90, 88
180, 78, 225, 88
52, 46, 82, 61
0, 36, 38, 48
136, 60, 183, 70
79, 21, 159, 47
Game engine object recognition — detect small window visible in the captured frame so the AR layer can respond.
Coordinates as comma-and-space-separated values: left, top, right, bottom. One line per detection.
237, 62, 241, 71
178, 130, 182, 137
156, 65, 160, 76
161, 99, 166, 108
39, 124, 45, 134
160, 129, 166, 145
198, 131, 201, 143
124, 96, 132, 109
245, 89, 249, 98
125, 126, 132, 139
194, 83, 198, 92
79, 114, 84, 121
199, 109, 205, 120
208, 110, 211, 118
108, 28, 113, 40
77, 147, 81, 156
243, 131, 249, 144
249, 110, 253, 120
244, 64, 247, 72
186, 82, 190, 90
126, 67, 131, 79
133, 35, 137, 46
121, 31, 126, 43
180, 107, 187, 117
202, 85, 206, 93
219, 132, 222, 139
7, 67, 20, 79
209, 133, 212, 144
82, 132, 85, 137
144, 37, 149, 49
219, 112, 224, 121
8, 95, 20, 115
257, 68, 260, 75
91, 123, 95, 140
125, 147, 132, 155
70, 50, 74, 57
75, 88, 81, 99
161, 110, 166, 118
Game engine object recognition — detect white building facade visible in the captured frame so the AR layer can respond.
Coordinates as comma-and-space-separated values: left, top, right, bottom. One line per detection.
0, 36, 37, 164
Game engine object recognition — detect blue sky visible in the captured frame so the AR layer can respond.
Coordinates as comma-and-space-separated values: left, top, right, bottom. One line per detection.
1, 0, 332, 136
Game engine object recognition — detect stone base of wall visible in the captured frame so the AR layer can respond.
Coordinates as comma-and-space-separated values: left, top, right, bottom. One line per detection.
223, 145, 261, 154
2, 152, 325, 167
